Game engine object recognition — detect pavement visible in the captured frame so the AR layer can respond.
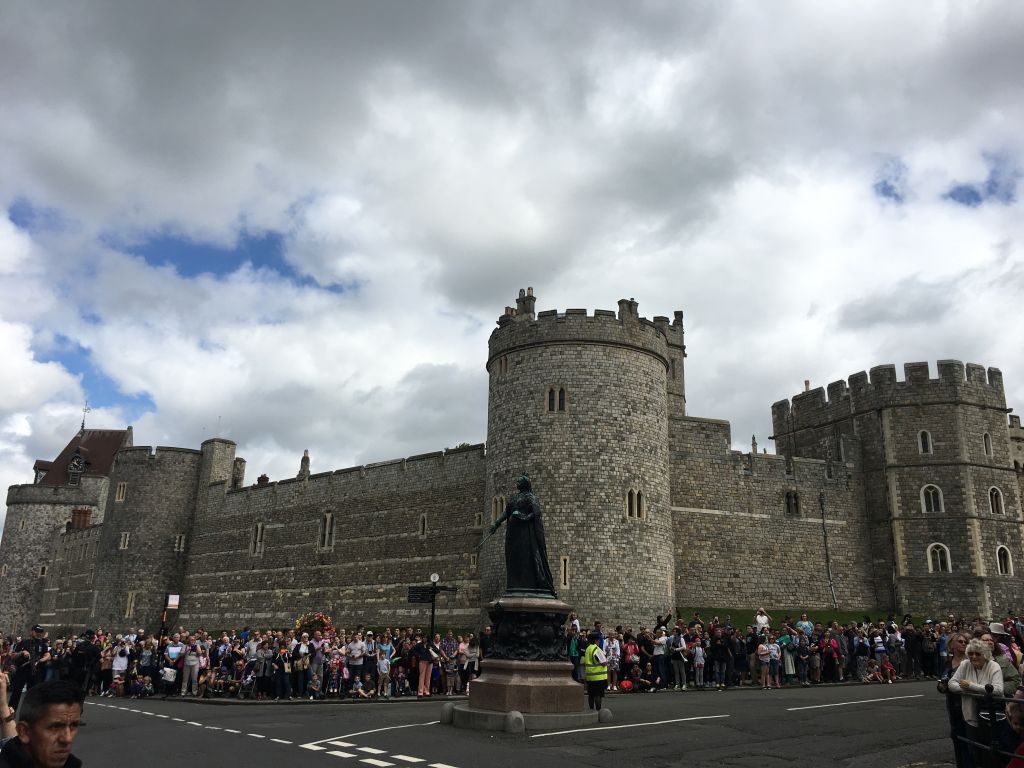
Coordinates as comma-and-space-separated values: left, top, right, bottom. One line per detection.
74, 680, 954, 767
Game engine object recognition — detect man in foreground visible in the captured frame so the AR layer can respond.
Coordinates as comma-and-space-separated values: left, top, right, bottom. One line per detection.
0, 681, 84, 768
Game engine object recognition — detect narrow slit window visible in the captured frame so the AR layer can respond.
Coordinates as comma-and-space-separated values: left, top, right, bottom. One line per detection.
251, 523, 265, 556
628, 489, 635, 518
118, 532, 130, 550
558, 388, 566, 411
560, 556, 570, 588
984, 433, 993, 457
320, 512, 335, 549
918, 431, 931, 455
419, 513, 427, 538
637, 491, 645, 519
547, 388, 556, 412
115, 482, 127, 502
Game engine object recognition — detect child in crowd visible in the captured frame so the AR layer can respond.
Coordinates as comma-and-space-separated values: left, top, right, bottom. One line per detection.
141, 676, 155, 698
862, 659, 883, 683
377, 651, 391, 698
606, 633, 621, 692
879, 654, 897, 683
327, 654, 342, 697
691, 642, 706, 689
308, 673, 322, 700
444, 654, 459, 696
395, 667, 411, 697
628, 663, 644, 692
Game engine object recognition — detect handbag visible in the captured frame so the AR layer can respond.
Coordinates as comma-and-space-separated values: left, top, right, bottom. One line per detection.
296, 655, 309, 672
161, 667, 177, 683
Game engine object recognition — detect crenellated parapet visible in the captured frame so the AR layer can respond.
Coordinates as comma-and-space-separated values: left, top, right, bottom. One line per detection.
772, 360, 1006, 436
488, 289, 683, 373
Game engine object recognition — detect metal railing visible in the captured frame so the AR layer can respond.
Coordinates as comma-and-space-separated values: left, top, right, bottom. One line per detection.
939, 681, 1021, 768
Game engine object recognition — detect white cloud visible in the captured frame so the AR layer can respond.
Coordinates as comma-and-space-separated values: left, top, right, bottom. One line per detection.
0, 0, 1021, 508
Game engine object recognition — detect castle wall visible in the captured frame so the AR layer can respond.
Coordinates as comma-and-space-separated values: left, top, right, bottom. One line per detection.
481, 301, 675, 627
89, 447, 204, 632
177, 445, 486, 630
0, 477, 108, 634
773, 361, 1023, 617
669, 416, 876, 611
38, 525, 102, 634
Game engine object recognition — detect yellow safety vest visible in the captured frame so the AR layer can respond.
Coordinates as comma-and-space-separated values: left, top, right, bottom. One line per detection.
583, 644, 608, 682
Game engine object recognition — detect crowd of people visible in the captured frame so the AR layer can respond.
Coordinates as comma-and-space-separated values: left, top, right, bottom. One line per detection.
0, 623, 488, 704
7, 608, 1024, 765
566, 608, 1018, 693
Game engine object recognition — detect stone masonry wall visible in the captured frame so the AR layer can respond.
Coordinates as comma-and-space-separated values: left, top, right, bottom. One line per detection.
39, 525, 102, 634
177, 445, 486, 631
670, 416, 876, 611
0, 477, 108, 634
482, 301, 675, 628
90, 447, 204, 632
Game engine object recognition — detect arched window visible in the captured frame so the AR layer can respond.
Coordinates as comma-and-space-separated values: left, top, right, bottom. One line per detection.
927, 543, 952, 573
785, 491, 800, 516
545, 387, 566, 412
990, 487, 1004, 515
921, 485, 943, 514
984, 433, 993, 457
997, 546, 1013, 576
418, 514, 427, 538
627, 489, 636, 518
636, 491, 645, 520
918, 431, 932, 455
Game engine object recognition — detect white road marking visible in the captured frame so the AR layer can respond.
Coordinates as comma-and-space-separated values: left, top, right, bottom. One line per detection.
206, 726, 222, 730
224, 729, 242, 734
270, 738, 293, 744
392, 757, 425, 764
427, 763, 459, 768
360, 760, 395, 768
358, 748, 386, 755
530, 713, 731, 738
303, 722, 437, 747
327, 750, 357, 758
129, 709, 141, 712
172, 718, 185, 722
248, 733, 266, 738
143, 712, 155, 716
187, 721, 203, 726
328, 741, 357, 748
786, 694, 924, 712
301, 745, 327, 751
156, 714, 169, 718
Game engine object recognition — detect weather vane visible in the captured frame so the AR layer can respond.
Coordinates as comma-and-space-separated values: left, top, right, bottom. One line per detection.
81, 399, 91, 431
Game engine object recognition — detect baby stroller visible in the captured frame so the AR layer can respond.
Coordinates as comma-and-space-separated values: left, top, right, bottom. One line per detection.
236, 660, 257, 699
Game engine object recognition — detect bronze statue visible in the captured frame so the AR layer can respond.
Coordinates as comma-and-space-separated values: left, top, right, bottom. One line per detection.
490, 473, 556, 597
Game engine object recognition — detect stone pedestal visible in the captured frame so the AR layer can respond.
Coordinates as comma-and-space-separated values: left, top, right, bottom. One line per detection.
451, 595, 602, 732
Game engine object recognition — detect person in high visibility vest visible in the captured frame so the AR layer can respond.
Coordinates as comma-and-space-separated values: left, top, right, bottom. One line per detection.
582, 631, 609, 712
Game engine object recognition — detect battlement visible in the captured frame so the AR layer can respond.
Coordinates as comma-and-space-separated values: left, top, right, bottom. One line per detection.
489, 289, 682, 370
113, 446, 204, 465
5, 475, 107, 506
226, 443, 486, 496
772, 360, 1006, 434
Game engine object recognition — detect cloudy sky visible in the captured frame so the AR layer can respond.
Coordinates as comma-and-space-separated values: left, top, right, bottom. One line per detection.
1, 1, 1022, 522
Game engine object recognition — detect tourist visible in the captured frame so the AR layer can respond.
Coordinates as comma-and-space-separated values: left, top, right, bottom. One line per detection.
0, 681, 84, 768
272, 643, 293, 701
948, 637, 1004, 752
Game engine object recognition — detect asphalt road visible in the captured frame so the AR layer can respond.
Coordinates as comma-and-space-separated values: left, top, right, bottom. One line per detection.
74, 680, 952, 768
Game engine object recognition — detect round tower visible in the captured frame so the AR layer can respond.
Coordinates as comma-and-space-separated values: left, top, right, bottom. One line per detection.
480, 289, 675, 626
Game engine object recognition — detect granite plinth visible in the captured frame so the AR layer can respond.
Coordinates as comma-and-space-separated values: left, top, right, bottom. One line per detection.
469, 658, 583, 713
450, 703, 602, 733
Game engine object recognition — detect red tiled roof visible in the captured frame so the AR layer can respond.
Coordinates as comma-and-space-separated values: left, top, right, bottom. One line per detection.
39, 428, 132, 486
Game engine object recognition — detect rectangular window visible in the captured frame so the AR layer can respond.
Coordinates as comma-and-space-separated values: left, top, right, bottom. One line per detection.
1, 564, 8, 577
173, 534, 186, 552
115, 482, 127, 502
118, 532, 130, 550
251, 523, 265, 556
560, 556, 570, 588
470, 553, 478, 571
68, 472, 80, 486
125, 591, 136, 619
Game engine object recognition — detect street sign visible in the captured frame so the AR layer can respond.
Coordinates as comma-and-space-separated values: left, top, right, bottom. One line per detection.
407, 586, 435, 604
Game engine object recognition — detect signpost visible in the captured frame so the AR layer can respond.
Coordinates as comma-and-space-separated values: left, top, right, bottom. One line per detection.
407, 573, 458, 640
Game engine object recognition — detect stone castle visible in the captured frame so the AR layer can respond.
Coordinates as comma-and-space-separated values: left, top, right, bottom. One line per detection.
2, 288, 1023, 635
